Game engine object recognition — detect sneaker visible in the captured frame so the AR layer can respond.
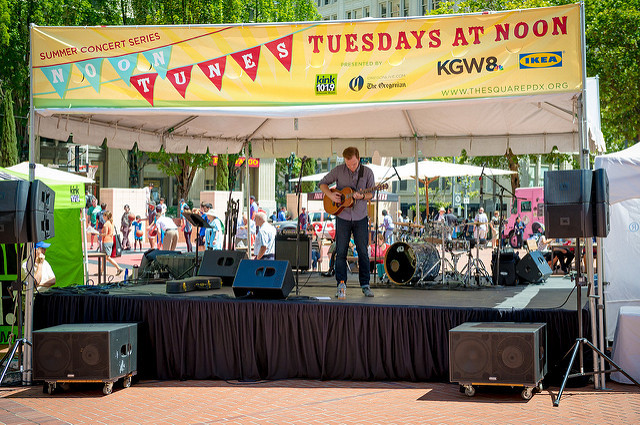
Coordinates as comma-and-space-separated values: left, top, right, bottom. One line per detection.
362, 286, 374, 297
116, 268, 124, 276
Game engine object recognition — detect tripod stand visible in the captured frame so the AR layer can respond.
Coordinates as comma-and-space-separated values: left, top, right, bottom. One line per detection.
0, 243, 31, 386
553, 238, 640, 406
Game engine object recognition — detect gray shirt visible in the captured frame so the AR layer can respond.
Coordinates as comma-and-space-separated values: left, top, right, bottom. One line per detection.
319, 163, 375, 221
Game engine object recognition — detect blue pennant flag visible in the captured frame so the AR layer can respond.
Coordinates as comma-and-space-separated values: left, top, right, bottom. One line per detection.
41, 64, 72, 98
75, 58, 104, 93
108, 53, 139, 86
142, 46, 172, 79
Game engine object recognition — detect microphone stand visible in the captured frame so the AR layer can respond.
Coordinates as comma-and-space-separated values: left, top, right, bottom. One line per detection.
294, 156, 307, 295
481, 173, 516, 285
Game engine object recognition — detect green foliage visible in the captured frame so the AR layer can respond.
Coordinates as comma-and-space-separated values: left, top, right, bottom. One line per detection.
0, 0, 9, 46
147, 147, 213, 199
216, 154, 229, 190
0, 85, 18, 167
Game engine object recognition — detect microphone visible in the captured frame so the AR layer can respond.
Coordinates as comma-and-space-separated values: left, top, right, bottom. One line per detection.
392, 164, 402, 181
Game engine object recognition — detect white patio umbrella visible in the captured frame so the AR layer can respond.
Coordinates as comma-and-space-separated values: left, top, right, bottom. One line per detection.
394, 160, 515, 180
300, 163, 399, 183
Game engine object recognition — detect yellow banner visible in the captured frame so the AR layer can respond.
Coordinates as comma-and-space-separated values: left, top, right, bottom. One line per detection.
31, 4, 582, 108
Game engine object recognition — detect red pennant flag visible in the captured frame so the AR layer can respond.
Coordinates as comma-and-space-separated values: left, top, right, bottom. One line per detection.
197, 57, 226, 91
265, 35, 293, 71
230, 46, 261, 82
167, 65, 193, 98
130, 73, 158, 106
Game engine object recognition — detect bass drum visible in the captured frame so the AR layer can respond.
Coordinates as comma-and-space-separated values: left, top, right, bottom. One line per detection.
384, 242, 440, 285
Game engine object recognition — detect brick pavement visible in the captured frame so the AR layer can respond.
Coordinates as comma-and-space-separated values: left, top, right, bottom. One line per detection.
1, 379, 639, 424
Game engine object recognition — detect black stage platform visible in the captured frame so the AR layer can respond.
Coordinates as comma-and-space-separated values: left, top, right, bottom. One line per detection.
33, 274, 590, 383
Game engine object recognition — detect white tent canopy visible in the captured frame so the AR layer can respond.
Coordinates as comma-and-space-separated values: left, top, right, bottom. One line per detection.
594, 143, 640, 339
7, 162, 95, 184
395, 160, 516, 180
36, 89, 604, 158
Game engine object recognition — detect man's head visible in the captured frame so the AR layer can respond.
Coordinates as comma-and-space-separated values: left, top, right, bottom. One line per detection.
100, 202, 107, 210
250, 195, 256, 204
302, 207, 306, 212
439, 207, 445, 215
35, 241, 51, 254
156, 205, 163, 214
494, 211, 499, 216
342, 147, 360, 173
255, 211, 267, 227
479, 207, 484, 213
148, 201, 156, 210
160, 197, 165, 204
91, 197, 97, 207
149, 182, 154, 188
382, 210, 387, 216
124, 204, 130, 212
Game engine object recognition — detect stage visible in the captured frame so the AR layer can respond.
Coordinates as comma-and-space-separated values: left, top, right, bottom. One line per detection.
33, 271, 591, 384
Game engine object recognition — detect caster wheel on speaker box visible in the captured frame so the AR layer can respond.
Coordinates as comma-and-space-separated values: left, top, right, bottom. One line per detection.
123, 375, 132, 388
464, 385, 476, 397
521, 387, 534, 400
103, 382, 113, 395
46, 382, 56, 395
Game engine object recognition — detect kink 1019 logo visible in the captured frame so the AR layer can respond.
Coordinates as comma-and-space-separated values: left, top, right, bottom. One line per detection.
519, 52, 563, 69
316, 74, 337, 95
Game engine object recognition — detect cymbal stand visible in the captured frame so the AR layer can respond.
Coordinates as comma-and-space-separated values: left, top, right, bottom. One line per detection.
460, 243, 491, 287
434, 223, 460, 284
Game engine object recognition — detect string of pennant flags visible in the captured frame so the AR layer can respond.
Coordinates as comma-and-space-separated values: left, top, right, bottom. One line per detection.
39, 33, 294, 106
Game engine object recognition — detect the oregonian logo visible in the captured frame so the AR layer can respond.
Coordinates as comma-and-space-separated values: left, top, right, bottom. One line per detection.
437, 56, 502, 75
349, 75, 406, 92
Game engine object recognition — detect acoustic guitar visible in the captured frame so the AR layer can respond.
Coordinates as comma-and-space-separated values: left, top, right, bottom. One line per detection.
323, 183, 388, 215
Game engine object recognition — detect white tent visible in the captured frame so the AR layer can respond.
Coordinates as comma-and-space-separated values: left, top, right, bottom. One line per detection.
395, 160, 516, 180
7, 162, 94, 184
594, 143, 640, 339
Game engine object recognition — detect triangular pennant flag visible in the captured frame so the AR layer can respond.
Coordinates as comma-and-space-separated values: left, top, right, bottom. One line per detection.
75, 58, 104, 93
108, 54, 139, 86
197, 57, 226, 91
142, 46, 172, 79
166, 65, 193, 98
265, 35, 293, 72
230, 46, 261, 82
41, 64, 72, 98
130, 73, 158, 106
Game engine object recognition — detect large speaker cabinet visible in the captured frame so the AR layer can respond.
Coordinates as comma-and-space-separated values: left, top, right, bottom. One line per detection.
275, 233, 311, 270
33, 323, 137, 381
232, 259, 295, 299
449, 322, 547, 386
516, 252, 552, 284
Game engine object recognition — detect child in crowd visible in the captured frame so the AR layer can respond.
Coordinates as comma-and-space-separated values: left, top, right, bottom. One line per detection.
132, 215, 143, 251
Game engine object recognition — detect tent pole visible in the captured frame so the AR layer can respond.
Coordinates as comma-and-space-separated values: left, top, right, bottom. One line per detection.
245, 145, 252, 259
23, 23, 36, 385
414, 137, 419, 225
81, 208, 90, 284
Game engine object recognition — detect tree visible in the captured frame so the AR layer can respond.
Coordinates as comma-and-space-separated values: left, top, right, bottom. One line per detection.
0, 84, 18, 167
147, 147, 213, 201
216, 154, 229, 191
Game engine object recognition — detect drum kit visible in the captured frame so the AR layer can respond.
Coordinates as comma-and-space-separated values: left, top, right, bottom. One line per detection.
384, 220, 492, 287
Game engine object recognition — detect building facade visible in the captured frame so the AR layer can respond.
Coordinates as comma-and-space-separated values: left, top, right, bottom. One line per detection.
315, 0, 444, 20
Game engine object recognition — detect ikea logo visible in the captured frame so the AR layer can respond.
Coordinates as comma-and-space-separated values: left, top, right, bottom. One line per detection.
519, 52, 563, 69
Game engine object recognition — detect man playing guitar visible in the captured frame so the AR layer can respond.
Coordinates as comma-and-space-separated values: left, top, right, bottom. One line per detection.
319, 147, 376, 297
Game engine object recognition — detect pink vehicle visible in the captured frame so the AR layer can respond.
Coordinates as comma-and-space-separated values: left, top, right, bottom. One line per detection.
503, 187, 545, 248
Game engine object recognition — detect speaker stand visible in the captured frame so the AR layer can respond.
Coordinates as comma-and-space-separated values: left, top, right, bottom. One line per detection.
553, 239, 640, 406
0, 243, 31, 386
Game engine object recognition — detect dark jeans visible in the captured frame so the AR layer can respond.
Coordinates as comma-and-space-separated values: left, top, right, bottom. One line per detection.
335, 217, 370, 287
184, 230, 192, 252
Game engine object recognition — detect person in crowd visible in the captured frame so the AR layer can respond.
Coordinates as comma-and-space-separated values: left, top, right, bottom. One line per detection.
155, 205, 179, 251
159, 197, 167, 215
181, 205, 193, 252
321, 238, 337, 277
132, 215, 143, 251
534, 229, 553, 265
514, 216, 526, 249
278, 206, 287, 222
146, 201, 157, 249
319, 146, 375, 297
309, 229, 322, 272
369, 233, 388, 271
87, 196, 99, 249
552, 239, 575, 274
144, 182, 154, 204
100, 211, 124, 276
21, 241, 56, 291
435, 207, 446, 222
298, 207, 308, 231
474, 207, 489, 247
444, 208, 458, 239
253, 211, 276, 260
120, 204, 132, 251
381, 209, 395, 244
490, 210, 500, 248
95, 202, 107, 251
197, 203, 209, 247
249, 196, 258, 220
205, 209, 224, 250
235, 213, 255, 248
270, 210, 277, 223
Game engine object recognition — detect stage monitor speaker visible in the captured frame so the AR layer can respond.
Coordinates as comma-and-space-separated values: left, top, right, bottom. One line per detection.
592, 168, 610, 237
198, 250, 247, 285
232, 259, 295, 299
544, 169, 592, 205
275, 235, 311, 270
449, 322, 547, 386
33, 323, 137, 381
491, 250, 519, 286
544, 203, 594, 238
516, 251, 552, 283
28, 180, 55, 242
0, 180, 30, 244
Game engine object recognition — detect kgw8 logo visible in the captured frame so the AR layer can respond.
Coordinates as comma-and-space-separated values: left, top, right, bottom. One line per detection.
437, 56, 502, 75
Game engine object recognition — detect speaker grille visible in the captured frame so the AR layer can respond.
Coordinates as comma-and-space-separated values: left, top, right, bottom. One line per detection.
451, 334, 490, 380
494, 335, 533, 381
34, 335, 72, 377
